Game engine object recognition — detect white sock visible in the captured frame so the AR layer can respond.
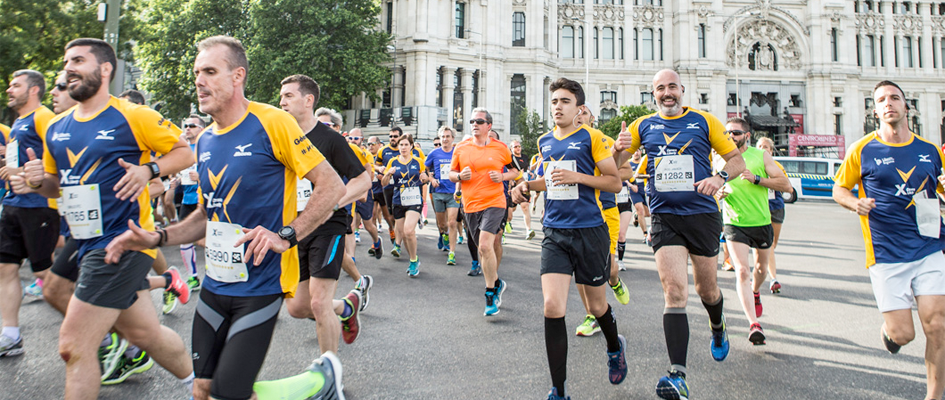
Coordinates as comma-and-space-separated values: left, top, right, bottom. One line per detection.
181, 244, 197, 276
1, 327, 19, 340
179, 372, 195, 393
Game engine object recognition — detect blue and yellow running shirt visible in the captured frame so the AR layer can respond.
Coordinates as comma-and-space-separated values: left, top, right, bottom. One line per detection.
536, 124, 612, 229
835, 131, 945, 267
424, 147, 456, 194
597, 135, 617, 210
623, 107, 737, 215
377, 144, 422, 190
6, 106, 56, 209
0, 124, 7, 189
196, 102, 324, 298
386, 156, 426, 206
43, 97, 182, 258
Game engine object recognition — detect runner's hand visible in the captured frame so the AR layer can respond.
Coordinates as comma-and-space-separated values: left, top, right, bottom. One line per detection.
22, 148, 44, 186
430, 179, 440, 188
189, 170, 199, 182
511, 182, 528, 203
614, 121, 633, 152
739, 170, 755, 182
104, 220, 161, 264
694, 175, 725, 196
0, 166, 9, 181
489, 170, 502, 183
551, 168, 581, 185
856, 198, 877, 216
114, 158, 151, 201
236, 226, 290, 266
459, 166, 472, 181
630, 185, 638, 193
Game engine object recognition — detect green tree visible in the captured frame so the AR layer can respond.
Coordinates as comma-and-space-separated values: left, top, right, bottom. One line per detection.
134, 0, 391, 121
515, 107, 545, 163
599, 104, 654, 139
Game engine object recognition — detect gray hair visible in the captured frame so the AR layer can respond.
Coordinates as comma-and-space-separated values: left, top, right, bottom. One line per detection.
471, 107, 493, 124
437, 125, 455, 138
315, 107, 343, 127
13, 69, 46, 99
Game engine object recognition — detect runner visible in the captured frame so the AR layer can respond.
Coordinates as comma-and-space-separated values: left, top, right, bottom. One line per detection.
511, 78, 626, 399
755, 137, 786, 293
348, 128, 380, 257
375, 127, 422, 245
425, 126, 460, 265
365, 136, 385, 258
12, 38, 195, 398
613, 69, 746, 400
175, 115, 205, 297
506, 140, 535, 239
449, 108, 518, 316
615, 150, 644, 270
0, 69, 59, 358
717, 117, 791, 345
833, 80, 945, 400
381, 134, 429, 276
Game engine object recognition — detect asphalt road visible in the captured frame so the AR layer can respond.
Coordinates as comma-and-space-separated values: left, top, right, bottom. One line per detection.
0, 201, 929, 399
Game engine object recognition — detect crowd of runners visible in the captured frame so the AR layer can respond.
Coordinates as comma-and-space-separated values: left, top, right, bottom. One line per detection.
0, 35, 943, 400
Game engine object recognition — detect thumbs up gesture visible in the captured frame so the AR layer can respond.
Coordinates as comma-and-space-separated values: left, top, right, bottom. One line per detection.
11, 148, 44, 194
113, 158, 151, 201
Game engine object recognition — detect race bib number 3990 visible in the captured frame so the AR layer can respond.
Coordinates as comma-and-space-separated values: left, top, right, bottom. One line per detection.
205, 221, 249, 283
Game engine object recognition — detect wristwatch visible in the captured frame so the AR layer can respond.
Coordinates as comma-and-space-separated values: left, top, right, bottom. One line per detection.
715, 170, 730, 182
753, 175, 762, 185
144, 162, 161, 180
277, 226, 298, 248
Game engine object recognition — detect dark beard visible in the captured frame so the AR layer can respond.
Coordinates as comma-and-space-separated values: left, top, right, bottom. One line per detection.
67, 69, 103, 102
735, 138, 748, 149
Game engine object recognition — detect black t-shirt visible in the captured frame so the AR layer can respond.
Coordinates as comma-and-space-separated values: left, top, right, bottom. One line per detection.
304, 123, 366, 236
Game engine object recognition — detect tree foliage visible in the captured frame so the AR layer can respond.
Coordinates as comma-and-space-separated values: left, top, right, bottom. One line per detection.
135, 0, 391, 120
515, 108, 545, 162
599, 104, 655, 139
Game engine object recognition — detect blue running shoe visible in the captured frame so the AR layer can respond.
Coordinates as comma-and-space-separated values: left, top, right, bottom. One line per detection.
710, 318, 729, 361
656, 370, 689, 400
391, 244, 401, 258
467, 260, 482, 276
494, 279, 507, 307
457, 235, 464, 245
547, 387, 570, 400
484, 290, 499, 316
407, 259, 420, 277
436, 234, 444, 251
607, 334, 628, 384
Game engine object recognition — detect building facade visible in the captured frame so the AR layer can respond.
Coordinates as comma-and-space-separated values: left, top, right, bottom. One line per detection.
344, 0, 945, 157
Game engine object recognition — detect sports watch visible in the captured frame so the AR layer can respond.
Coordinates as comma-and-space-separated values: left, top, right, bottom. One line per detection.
715, 170, 730, 182
278, 226, 298, 247
144, 162, 161, 180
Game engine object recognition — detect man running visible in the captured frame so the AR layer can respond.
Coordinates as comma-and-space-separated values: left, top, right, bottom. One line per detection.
717, 117, 791, 345
425, 126, 460, 265
834, 80, 945, 400
450, 108, 518, 316
13, 38, 195, 399
613, 69, 746, 400
511, 78, 627, 399
366, 136, 386, 258
507, 140, 536, 239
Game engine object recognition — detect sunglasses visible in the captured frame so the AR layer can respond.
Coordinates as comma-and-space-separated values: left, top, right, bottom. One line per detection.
347, 136, 362, 141
724, 130, 747, 136
183, 123, 200, 129
434, 143, 441, 147
469, 119, 489, 125
54, 83, 68, 91
389, 135, 400, 139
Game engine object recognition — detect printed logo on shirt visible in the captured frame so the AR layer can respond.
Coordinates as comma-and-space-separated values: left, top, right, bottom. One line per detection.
51, 132, 71, 142
95, 129, 116, 140
686, 122, 700, 130
18, 125, 29, 131
649, 124, 665, 131
233, 143, 253, 157
919, 154, 932, 163
568, 141, 582, 150
874, 157, 895, 165
894, 166, 918, 197
199, 151, 212, 163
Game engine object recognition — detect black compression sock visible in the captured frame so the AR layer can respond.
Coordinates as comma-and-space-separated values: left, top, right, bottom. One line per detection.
595, 304, 621, 353
162, 272, 173, 289
702, 292, 724, 330
545, 317, 568, 397
663, 309, 689, 370
617, 241, 626, 260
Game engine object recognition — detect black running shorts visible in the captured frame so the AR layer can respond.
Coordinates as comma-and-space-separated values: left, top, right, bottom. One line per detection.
650, 212, 723, 257
0, 206, 60, 272
299, 233, 345, 281
51, 236, 80, 282
73, 249, 152, 309
723, 224, 774, 250
540, 224, 611, 286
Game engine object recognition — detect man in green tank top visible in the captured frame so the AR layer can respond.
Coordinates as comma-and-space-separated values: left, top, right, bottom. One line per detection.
718, 117, 792, 345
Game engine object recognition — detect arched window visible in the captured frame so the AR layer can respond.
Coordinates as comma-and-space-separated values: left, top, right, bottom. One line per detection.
561, 26, 574, 58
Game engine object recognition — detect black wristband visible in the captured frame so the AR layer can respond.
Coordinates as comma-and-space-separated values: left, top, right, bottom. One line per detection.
753, 175, 761, 185
156, 228, 167, 247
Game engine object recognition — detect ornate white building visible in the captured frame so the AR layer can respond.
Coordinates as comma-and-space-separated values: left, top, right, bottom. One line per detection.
344, 0, 945, 156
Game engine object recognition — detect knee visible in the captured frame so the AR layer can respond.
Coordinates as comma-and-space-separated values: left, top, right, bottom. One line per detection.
309, 294, 334, 317
448, 220, 458, 230
663, 287, 688, 308
543, 298, 566, 318
735, 265, 751, 282
887, 323, 917, 345
922, 314, 945, 342
479, 241, 494, 254
403, 226, 416, 237
0, 263, 17, 279
285, 298, 311, 319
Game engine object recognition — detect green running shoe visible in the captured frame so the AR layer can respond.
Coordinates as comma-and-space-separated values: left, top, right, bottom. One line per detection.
102, 350, 154, 385
98, 333, 128, 380
611, 278, 630, 305
187, 276, 201, 292
162, 291, 177, 315
446, 252, 456, 265
575, 315, 600, 337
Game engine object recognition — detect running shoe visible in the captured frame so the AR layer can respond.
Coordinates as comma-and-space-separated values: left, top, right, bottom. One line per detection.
617, 260, 627, 271
24, 278, 43, 297
748, 323, 766, 345
547, 387, 570, 400
441, 234, 450, 252
367, 246, 376, 257
354, 231, 360, 243
0, 334, 24, 357
98, 333, 127, 379
494, 279, 507, 307
372, 240, 383, 260
484, 290, 499, 316
504, 223, 513, 234
656, 370, 689, 400
436, 234, 444, 250
446, 252, 456, 265
753, 292, 763, 317
407, 259, 420, 277
607, 334, 628, 385
770, 280, 781, 294
501, 234, 506, 244
575, 315, 601, 337
710, 317, 729, 361
467, 260, 482, 276
611, 278, 630, 305
633, 213, 639, 227
101, 350, 154, 385
340, 290, 362, 344
306, 351, 345, 400
527, 229, 536, 240
356, 275, 373, 312
882, 328, 901, 354
722, 259, 734, 271
457, 235, 464, 244
187, 276, 201, 292
166, 267, 190, 304
418, 220, 424, 230
162, 291, 178, 315
645, 233, 653, 247
390, 244, 401, 258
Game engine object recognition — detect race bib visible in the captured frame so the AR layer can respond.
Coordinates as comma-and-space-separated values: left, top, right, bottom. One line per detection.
60, 184, 103, 239
768, 188, 776, 200
180, 164, 198, 186
297, 178, 313, 212
5, 140, 18, 169
617, 186, 630, 203
544, 160, 578, 200
205, 221, 248, 283
914, 191, 941, 239
654, 155, 694, 192
439, 164, 452, 181
400, 186, 421, 206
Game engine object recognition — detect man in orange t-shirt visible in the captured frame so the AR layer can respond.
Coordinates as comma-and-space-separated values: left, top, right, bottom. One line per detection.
449, 108, 519, 316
